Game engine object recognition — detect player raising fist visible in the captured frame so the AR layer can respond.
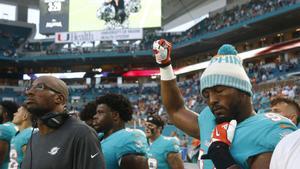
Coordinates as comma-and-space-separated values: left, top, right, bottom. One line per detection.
152, 39, 297, 169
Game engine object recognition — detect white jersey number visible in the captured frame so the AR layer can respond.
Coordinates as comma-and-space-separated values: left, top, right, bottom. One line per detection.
8, 148, 18, 169
265, 113, 282, 122
148, 157, 158, 169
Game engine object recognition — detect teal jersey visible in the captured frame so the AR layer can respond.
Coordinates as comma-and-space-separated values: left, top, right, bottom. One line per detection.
8, 127, 33, 169
98, 132, 104, 140
198, 106, 297, 169
148, 135, 180, 169
0, 122, 18, 169
100, 128, 149, 169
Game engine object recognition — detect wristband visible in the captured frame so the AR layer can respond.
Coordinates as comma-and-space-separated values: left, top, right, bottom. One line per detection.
158, 62, 171, 68
160, 65, 176, 81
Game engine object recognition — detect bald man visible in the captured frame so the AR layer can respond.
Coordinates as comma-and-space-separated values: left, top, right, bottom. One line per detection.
21, 76, 105, 169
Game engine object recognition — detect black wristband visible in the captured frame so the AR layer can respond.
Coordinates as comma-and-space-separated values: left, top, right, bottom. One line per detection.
201, 142, 237, 169
159, 62, 171, 68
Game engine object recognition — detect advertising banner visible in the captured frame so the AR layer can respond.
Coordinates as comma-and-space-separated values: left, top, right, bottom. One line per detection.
55, 28, 143, 43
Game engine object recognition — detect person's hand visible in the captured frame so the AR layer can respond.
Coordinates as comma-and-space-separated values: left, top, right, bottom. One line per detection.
210, 120, 237, 146
153, 39, 172, 67
201, 120, 238, 169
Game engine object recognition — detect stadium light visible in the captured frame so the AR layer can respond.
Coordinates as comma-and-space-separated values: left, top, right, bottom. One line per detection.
92, 68, 102, 72
23, 72, 86, 80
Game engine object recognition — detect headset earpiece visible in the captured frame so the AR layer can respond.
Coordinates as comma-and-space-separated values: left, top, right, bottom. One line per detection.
39, 112, 69, 129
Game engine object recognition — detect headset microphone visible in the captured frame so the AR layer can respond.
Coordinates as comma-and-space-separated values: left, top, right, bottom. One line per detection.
39, 111, 70, 129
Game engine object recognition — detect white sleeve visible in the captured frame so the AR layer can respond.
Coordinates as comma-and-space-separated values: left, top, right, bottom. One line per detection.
270, 130, 300, 169
270, 143, 282, 169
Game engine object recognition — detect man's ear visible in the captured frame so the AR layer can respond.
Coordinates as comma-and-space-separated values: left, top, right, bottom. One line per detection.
54, 94, 65, 104
23, 112, 31, 121
112, 111, 120, 121
290, 113, 298, 125
23, 112, 28, 120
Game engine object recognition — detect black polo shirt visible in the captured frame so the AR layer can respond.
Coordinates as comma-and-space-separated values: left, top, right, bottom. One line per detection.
21, 117, 105, 169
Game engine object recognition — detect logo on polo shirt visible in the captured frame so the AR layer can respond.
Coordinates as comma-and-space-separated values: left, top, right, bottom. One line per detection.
48, 147, 60, 155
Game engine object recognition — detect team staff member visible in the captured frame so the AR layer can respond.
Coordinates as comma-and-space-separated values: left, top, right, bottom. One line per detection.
0, 101, 19, 169
93, 93, 149, 169
152, 39, 297, 169
21, 76, 105, 169
8, 105, 33, 169
145, 114, 184, 169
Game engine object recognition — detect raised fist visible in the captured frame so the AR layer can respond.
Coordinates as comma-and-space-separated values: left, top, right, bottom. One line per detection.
153, 39, 172, 67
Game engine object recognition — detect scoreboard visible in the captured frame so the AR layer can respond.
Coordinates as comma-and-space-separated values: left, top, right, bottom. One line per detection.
40, 0, 69, 34
40, 0, 161, 35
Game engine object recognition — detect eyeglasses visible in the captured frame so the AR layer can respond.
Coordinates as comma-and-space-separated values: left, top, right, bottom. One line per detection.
26, 83, 61, 94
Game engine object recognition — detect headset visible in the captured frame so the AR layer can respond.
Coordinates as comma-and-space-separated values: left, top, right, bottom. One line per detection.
28, 111, 70, 169
39, 111, 70, 129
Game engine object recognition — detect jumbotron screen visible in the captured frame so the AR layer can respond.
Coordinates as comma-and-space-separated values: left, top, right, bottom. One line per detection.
40, 0, 161, 34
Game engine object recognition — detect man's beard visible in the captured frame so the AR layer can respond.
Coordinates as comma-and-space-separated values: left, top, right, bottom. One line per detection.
96, 122, 113, 134
215, 101, 241, 124
27, 106, 51, 121
215, 116, 233, 124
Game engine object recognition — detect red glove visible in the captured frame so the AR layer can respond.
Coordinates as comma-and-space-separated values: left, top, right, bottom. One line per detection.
201, 120, 238, 169
211, 120, 237, 146
152, 39, 172, 67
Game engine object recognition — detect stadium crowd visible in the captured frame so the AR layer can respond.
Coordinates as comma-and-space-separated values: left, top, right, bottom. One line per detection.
246, 57, 300, 83
0, 31, 19, 57
141, 0, 298, 50
17, 0, 299, 56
